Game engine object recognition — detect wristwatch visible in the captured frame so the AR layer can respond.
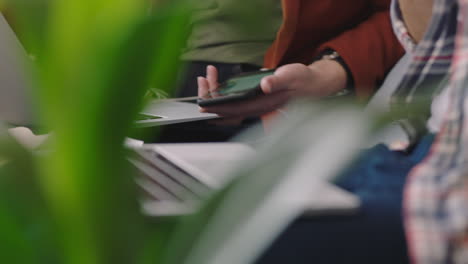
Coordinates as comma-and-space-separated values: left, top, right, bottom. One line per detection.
313, 49, 354, 97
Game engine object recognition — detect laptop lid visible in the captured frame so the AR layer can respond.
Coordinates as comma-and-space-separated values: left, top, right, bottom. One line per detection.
0, 13, 34, 126
0, 12, 218, 129
136, 100, 219, 127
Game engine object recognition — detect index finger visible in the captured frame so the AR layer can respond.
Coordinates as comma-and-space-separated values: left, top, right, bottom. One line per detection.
198, 77, 211, 99
206, 65, 219, 91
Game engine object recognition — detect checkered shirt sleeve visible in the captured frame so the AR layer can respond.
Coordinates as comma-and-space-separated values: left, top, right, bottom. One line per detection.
390, 0, 457, 144
403, 0, 468, 263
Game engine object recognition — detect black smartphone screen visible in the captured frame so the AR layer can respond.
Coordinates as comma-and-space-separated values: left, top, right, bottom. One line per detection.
217, 70, 275, 95
198, 70, 275, 107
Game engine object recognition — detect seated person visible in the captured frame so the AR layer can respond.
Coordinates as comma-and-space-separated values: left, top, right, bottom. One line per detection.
196, 0, 404, 120
249, 0, 457, 263
163, 0, 403, 143
175, 0, 281, 97
181, 0, 403, 101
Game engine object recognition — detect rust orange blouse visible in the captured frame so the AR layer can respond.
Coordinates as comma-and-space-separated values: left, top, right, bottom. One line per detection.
264, 0, 405, 98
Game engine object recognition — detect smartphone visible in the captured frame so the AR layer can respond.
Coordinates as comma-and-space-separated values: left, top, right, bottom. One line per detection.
197, 69, 275, 107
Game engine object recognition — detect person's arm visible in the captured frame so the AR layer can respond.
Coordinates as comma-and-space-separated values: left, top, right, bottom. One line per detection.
317, 0, 405, 98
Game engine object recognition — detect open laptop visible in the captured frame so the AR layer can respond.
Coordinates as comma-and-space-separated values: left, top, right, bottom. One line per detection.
0, 13, 218, 128
129, 132, 361, 217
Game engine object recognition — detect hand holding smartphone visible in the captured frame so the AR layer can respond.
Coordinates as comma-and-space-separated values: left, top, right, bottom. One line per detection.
197, 69, 275, 107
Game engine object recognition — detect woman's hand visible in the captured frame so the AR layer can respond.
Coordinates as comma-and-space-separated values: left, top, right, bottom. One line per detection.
198, 60, 347, 117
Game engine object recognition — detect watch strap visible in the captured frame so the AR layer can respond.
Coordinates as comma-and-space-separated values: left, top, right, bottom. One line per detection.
313, 49, 355, 93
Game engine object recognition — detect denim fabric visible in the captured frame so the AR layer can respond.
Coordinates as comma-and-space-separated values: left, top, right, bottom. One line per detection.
256, 134, 435, 264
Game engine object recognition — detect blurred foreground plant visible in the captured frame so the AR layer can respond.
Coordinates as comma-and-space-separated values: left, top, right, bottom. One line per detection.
0, 1, 395, 264
0, 0, 190, 263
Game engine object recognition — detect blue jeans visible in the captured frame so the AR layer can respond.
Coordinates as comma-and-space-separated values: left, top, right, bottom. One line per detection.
256, 134, 435, 264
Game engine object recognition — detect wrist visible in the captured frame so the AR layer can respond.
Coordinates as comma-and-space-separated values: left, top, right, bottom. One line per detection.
311, 49, 354, 97
308, 59, 348, 96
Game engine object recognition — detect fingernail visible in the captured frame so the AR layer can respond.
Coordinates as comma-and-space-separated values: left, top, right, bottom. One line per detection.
261, 78, 272, 93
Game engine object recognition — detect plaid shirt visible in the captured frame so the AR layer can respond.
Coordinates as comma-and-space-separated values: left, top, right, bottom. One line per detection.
394, 0, 468, 263
390, 0, 457, 143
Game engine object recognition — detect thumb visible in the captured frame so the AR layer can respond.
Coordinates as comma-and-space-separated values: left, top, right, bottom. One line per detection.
261, 75, 279, 94
261, 74, 288, 94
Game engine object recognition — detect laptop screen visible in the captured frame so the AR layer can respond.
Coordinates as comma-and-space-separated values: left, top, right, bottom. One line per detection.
0, 13, 34, 126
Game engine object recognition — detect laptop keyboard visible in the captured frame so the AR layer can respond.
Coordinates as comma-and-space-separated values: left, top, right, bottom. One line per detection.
128, 148, 212, 214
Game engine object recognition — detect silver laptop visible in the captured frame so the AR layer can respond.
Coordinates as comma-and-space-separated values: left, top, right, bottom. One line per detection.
129, 141, 361, 217
136, 100, 218, 127
0, 14, 35, 126
0, 13, 218, 128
